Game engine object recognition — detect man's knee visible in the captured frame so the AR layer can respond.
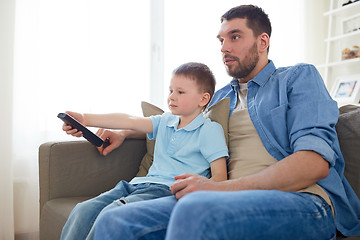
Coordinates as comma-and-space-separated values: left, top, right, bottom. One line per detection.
173, 191, 217, 219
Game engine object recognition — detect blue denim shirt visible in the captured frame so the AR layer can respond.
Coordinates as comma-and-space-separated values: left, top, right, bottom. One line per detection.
209, 60, 360, 236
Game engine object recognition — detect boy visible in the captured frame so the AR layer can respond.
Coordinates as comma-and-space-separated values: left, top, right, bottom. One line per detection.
60, 62, 228, 240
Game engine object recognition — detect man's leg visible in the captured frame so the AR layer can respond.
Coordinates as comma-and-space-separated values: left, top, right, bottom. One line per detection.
166, 190, 336, 240
94, 196, 177, 240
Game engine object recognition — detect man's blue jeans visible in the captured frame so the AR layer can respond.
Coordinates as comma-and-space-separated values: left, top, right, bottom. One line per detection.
60, 181, 172, 240
94, 190, 336, 240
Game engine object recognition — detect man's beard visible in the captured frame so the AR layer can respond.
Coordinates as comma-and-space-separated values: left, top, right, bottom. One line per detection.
225, 42, 259, 79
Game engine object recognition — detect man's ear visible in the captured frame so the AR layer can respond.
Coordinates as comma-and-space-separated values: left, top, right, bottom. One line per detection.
258, 33, 270, 54
200, 92, 211, 108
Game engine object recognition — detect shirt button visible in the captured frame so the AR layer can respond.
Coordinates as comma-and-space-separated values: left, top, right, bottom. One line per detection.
171, 138, 175, 141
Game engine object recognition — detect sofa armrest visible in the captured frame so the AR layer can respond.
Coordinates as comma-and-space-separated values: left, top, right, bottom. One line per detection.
39, 139, 146, 214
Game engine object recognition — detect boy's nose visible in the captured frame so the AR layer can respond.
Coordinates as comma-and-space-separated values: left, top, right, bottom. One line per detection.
169, 92, 175, 100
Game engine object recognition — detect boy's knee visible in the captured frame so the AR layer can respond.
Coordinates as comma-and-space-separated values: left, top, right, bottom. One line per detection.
72, 201, 89, 215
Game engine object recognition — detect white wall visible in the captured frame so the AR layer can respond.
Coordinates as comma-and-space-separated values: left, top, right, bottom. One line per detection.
303, 0, 329, 66
157, 0, 328, 109
0, 0, 15, 239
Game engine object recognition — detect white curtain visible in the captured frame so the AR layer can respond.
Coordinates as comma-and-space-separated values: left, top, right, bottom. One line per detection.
11, 0, 150, 239
1, 0, 15, 239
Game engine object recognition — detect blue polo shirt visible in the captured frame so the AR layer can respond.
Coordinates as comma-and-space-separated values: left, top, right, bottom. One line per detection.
209, 60, 360, 236
130, 112, 229, 187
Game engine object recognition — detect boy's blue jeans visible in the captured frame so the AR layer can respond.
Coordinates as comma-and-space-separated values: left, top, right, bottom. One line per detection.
60, 181, 172, 240
94, 190, 336, 240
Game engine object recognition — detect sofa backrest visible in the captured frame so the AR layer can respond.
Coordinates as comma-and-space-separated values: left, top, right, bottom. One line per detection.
336, 105, 360, 199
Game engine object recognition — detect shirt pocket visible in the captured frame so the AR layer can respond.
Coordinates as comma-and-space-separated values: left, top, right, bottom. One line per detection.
270, 104, 292, 153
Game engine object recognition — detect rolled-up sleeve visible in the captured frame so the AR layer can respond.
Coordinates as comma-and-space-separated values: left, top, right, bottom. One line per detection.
286, 65, 339, 166
293, 134, 337, 166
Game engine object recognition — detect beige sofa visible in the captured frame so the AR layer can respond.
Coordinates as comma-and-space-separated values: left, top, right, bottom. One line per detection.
39, 105, 360, 240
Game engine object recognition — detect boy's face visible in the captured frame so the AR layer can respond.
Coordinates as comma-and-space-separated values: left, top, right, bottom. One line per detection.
168, 75, 207, 117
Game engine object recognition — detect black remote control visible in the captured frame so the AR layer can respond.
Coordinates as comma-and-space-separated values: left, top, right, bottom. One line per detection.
57, 113, 110, 148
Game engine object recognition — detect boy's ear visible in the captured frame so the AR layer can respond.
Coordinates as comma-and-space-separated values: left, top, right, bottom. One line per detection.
199, 92, 211, 108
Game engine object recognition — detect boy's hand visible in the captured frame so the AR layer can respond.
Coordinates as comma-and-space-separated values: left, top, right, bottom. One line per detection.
96, 129, 126, 156
62, 111, 86, 137
170, 174, 219, 199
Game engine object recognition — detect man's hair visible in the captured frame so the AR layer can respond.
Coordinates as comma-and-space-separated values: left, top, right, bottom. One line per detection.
172, 62, 216, 105
221, 5, 272, 38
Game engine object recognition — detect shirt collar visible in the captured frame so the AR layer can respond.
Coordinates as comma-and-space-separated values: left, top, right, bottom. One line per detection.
252, 60, 276, 87
230, 60, 276, 90
167, 113, 205, 131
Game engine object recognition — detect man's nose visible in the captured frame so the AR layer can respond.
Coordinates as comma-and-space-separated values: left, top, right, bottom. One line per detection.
221, 40, 230, 53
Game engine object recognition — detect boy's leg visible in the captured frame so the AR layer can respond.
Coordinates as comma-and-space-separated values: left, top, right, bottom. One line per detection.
61, 180, 134, 240
166, 190, 336, 240
86, 183, 173, 240
120, 182, 173, 204
94, 196, 178, 240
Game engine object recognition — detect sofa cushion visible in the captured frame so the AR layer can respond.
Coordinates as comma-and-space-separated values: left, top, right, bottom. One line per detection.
336, 104, 360, 199
40, 197, 91, 240
203, 98, 230, 146
135, 102, 164, 177
135, 98, 230, 177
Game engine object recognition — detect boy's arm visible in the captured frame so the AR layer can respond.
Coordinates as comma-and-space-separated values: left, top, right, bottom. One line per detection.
70, 111, 153, 133
209, 157, 228, 181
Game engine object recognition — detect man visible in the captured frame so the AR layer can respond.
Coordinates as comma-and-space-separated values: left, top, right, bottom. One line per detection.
94, 5, 360, 239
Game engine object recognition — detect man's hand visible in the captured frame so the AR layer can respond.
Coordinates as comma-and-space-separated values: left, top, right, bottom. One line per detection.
96, 129, 127, 156
170, 173, 220, 199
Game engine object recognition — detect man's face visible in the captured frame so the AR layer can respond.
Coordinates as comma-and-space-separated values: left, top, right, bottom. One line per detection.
217, 18, 259, 82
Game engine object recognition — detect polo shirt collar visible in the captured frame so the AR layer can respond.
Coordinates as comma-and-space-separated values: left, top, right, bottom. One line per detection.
167, 113, 205, 131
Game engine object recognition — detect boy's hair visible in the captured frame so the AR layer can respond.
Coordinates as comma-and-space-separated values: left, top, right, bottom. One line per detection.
221, 5, 271, 42
172, 62, 216, 107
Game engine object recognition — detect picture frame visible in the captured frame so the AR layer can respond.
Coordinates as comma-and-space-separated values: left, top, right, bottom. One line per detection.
341, 13, 360, 34
331, 74, 360, 104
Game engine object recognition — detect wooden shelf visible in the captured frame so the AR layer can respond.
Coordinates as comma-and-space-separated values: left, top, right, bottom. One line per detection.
325, 30, 360, 42
321, 0, 360, 88
324, 1, 360, 16
317, 57, 360, 68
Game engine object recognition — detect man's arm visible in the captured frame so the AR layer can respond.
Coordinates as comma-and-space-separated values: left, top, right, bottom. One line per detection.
170, 150, 329, 199
96, 129, 146, 156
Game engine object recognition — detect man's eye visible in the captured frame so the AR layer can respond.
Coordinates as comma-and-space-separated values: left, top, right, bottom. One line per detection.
232, 35, 240, 40
178, 91, 184, 94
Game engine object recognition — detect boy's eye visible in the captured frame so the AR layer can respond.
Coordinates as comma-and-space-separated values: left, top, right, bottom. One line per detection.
178, 91, 185, 94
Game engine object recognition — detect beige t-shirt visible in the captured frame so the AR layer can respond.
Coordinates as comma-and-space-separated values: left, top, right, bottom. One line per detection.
228, 86, 333, 214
